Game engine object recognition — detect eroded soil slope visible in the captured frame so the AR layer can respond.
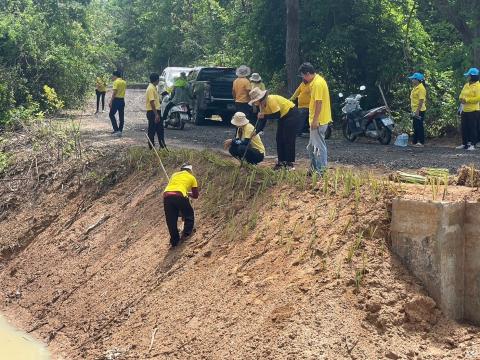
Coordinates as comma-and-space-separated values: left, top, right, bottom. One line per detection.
1, 148, 480, 360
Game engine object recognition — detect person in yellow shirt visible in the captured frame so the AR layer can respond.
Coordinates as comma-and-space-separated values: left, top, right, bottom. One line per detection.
95, 76, 107, 114
408, 72, 427, 147
223, 112, 265, 165
145, 73, 166, 149
299, 62, 332, 175
249, 73, 266, 91
249, 87, 302, 170
163, 163, 199, 247
109, 70, 127, 136
457, 67, 480, 150
290, 79, 311, 137
233, 65, 253, 121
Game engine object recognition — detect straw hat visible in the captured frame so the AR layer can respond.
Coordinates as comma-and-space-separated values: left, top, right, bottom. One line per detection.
236, 65, 251, 78
249, 73, 262, 82
248, 87, 267, 106
230, 112, 249, 127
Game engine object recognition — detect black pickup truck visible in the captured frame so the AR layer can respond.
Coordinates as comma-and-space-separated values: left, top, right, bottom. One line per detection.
188, 67, 236, 125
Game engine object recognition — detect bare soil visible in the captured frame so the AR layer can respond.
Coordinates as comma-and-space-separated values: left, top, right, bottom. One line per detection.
1, 91, 480, 360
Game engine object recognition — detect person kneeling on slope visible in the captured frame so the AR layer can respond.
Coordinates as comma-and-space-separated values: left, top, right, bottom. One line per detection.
163, 163, 199, 247
224, 112, 265, 165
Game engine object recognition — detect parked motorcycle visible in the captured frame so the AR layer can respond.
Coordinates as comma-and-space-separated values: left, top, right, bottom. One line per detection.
161, 94, 190, 130
339, 86, 395, 145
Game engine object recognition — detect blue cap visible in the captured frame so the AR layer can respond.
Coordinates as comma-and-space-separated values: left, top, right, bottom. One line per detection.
408, 72, 425, 81
464, 68, 479, 77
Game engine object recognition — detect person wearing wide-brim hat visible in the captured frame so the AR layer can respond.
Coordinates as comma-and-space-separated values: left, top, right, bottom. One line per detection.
457, 67, 480, 150
163, 163, 199, 247
408, 72, 427, 147
249, 73, 265, 91
233, 65, 253, 122
223, 112, 265, 165
249, 87, 302, 170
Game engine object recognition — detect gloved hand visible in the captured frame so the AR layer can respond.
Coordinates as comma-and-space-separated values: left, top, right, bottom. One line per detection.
233, 138, 242, 145
257, 131, 264, 136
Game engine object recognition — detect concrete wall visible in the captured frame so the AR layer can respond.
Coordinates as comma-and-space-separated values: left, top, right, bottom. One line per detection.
391, 199, 480, 325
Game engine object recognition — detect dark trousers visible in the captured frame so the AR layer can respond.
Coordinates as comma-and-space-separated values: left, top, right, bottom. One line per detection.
297, 108, 309, 134
277, 107, 302, 163
229, 143, 264, 165
163, 195, 194, 246
235, 102, 253, 123
147, 110, 166, 148
109, 98, 125, 132
162, 101, 174, 121
96, 90, 106, 112
412, 111, 426, 144
461, 111, 479, 146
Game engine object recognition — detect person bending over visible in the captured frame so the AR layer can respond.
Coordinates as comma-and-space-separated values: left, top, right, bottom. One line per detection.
163, 163, 199, 247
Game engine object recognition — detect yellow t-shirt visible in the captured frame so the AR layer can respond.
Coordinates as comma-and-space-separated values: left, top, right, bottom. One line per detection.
164, 171, 198, 197
96, 77, 107, 92
308, 74, 332, 125
459, 82, 480, 112
113, 78, 127, 98
233, 78, 251, 103
262, 95, 294, 118
145, 83, 160, 111
237, 123, 265, 154
290, 82, 311, 108
251, 82, 266, 91
410, 83, 427, 112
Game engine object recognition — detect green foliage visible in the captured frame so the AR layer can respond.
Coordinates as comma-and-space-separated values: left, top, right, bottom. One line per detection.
0, 0, 123, 126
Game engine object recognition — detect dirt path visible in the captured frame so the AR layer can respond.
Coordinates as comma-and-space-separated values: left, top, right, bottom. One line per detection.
79, 89, 479, 172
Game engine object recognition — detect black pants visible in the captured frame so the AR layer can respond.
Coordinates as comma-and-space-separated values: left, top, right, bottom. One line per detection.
461, 111, 479, 146
277, 107, 302, 163
163, 195, 194, 246
412, 111, 426, 145
297, 108, 309, 134
96, 90, 106, 112
147, 110, 166, 148
229, 143, 264, 165
235, 102, 253, 123
109, 98, 125, 132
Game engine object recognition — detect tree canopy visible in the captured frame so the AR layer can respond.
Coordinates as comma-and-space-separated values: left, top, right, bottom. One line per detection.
0, 0, 478, 136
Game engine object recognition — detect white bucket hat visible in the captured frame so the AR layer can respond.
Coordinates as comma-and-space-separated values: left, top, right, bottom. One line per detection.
249, 73, 262, 82
236, 65, 251, 78
230, 112, 249, 127
248, 87, 267, 106
180, 163, 193, 171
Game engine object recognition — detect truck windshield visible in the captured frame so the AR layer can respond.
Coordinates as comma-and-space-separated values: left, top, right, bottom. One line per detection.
197, 68, 236, 82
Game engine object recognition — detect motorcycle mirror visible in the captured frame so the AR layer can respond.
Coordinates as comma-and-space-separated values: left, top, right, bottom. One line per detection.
338, 93, 344, 98
359, 85, 366, 91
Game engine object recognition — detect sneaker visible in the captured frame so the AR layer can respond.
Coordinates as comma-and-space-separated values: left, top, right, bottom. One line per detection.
285, 162, 295, 171
111, 130, 119, 135
116, 131, 123, 137
102, 110, 105, 113
467, 144, 475, 151
273, 162, 284, 170
94, 111, 99, 115
413, 143, 424, 147
455, 144, 467, 150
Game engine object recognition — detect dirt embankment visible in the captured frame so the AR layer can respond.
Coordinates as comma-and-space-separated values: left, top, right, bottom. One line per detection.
1, 147, 480, 360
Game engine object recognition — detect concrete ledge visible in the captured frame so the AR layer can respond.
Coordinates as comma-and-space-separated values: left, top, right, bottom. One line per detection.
391, 199, 480, 324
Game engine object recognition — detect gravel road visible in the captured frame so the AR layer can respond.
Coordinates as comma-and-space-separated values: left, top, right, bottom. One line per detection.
80, 89, 480, 172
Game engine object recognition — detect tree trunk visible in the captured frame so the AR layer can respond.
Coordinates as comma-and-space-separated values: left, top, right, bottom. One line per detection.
285, 0, 300, 94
